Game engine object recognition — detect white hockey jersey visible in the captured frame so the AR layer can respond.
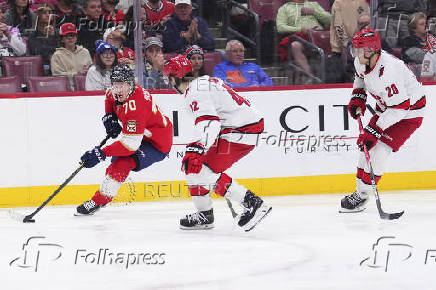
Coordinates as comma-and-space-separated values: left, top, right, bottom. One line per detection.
184, 75, 264, 149
353, 50, 426, 130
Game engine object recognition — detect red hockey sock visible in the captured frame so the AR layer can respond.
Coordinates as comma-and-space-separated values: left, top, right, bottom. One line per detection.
92, 190, 113, 205
106, 156, 136, 182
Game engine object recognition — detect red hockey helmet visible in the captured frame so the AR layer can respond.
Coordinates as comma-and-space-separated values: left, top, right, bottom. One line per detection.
163, 54, 193, 79
352, 28, 381, 52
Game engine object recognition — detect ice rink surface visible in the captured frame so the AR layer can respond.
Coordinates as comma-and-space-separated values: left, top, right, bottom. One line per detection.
1, 190, 436, 290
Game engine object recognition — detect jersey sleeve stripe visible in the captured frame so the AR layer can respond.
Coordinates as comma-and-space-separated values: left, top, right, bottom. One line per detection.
220, 118, 264, 135
409, 96, 426, 110
195, 115, 220, 125
387, 99, 410, 110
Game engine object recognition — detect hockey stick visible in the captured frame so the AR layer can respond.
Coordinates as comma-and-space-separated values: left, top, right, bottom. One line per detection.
9, 135, 111, 223
225, 198, 237, 218
358, 117, 404, 220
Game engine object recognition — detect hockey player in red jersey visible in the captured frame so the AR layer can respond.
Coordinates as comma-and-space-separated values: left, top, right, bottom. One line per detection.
76, 65, 173, 215
163, 55, 272, 231
340, 29, 426, 212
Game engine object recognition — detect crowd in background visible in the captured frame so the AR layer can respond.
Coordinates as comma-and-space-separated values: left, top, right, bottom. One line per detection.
1, 0, 436, 92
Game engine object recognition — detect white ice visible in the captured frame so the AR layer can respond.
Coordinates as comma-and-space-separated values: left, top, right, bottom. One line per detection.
1, 190, 436, 290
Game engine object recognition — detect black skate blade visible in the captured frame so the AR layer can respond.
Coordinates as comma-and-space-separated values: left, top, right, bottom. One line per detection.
73, 212, 95, 217
244, 205, 272, 232
338, 207, 366, 213
179, 224, 214, 230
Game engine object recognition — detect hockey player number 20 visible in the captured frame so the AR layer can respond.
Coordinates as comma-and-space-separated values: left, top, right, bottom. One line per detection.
385, 84, 399, 98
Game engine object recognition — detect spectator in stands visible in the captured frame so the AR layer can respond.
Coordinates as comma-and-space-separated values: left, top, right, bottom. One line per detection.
402, 12, 430, 65
276, 0, 331, 83
213, 40, 273, 88
375, 0, 427, 48
0, 2, 26, 59
103, 25, 135, 66
85, 40, 118, 90
142, 36, 171, 89
328, 0, 368, 83
330, 0, 368, 57
428, 0, 436, 36
51, 23, 92, 87
186, 44, 206, 77
77, 0, 105, 57
3, 0, 35, 36
30, 0, 57, 11
123, 5, 148, 50
101, 0, 124, 24
52, 0, 84, 27
162, 0, 214, 53
143, 0, 174, 29
28, 3, 57, 70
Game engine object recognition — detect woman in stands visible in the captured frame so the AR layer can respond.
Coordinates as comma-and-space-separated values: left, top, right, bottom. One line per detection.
85, 40, 118, 91
0, 2, 26, 60
186, 45, 206, 77
50, 23, 92, 88
3, 0, 35, 36
28, 3, 57, 73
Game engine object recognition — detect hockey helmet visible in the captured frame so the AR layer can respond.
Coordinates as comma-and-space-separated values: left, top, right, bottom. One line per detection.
351, 28, 381, 57
110, 65, 135, 101
163, 54, 193, 79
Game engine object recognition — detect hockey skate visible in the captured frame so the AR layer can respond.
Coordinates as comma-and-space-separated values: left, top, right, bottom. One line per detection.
180, 209, 214, 230
75, 200, 102, 216
238, 191, 272, 232
339, 191, 369, 213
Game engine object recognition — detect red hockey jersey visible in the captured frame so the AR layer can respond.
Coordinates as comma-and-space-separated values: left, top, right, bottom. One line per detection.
102, 84, 173, 157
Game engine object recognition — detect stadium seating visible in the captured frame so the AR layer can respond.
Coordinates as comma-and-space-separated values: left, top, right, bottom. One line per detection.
203, 52, 222, 76
309, 29, 332, 56
0, 76, 22, 93
73, 75, 87, 91
2, 56, 44, 87
26, 76, 71, 92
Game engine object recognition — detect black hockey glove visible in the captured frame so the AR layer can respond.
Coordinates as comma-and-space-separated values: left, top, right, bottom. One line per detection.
102, 113, 122, 139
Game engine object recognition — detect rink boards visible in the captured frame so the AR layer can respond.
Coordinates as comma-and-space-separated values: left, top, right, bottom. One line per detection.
0, 84, 435, 207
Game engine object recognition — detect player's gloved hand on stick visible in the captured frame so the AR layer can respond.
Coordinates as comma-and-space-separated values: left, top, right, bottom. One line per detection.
182, 143, 205, 174
81, 147, 106, 168
102, 113, 122, 139
348, 88, 367, 119
357, 116, 383, 151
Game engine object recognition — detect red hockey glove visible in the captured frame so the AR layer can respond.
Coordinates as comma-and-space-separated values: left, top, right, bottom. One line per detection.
357, 116, 383, 151
348, 88, 367, 119
182, 143, 205, 174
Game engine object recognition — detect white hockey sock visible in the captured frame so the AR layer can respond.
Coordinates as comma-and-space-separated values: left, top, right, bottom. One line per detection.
100, 175, 122, 198
192, 193, 213, 212
224, 181, 247, 204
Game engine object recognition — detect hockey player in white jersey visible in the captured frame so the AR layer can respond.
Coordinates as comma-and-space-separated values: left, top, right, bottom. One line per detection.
163, 55, 272, 231
340, 28, 426, 212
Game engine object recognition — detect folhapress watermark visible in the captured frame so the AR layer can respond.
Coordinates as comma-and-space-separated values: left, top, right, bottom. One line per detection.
10, 236, 166, 272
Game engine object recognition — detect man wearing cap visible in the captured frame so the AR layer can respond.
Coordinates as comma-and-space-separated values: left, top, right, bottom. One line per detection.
52, 0, 84, 27
51, 22, 92, 86
162, 0, 214, 53
143, 36, 172, 89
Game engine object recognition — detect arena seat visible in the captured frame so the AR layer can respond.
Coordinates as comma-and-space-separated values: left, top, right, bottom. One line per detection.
26, 76, 71, 92
73, 75, 87, 91
0, 76, 22, 93
309, 30, 332, 56
2, 56, 44, 87
203, 51, 222, 76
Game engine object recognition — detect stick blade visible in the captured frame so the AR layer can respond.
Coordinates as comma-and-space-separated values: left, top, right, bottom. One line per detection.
380, 210, 404, 220
8, 210, 35, 223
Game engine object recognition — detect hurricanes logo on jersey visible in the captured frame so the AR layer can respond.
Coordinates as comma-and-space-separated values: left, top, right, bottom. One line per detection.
126, 120, 137, 133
